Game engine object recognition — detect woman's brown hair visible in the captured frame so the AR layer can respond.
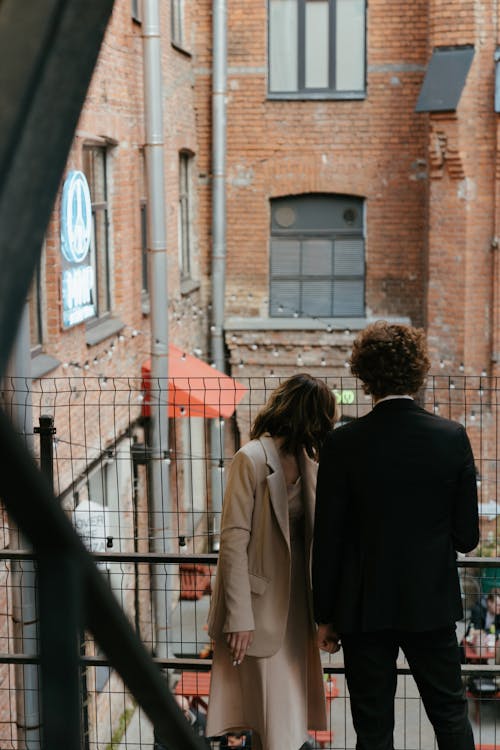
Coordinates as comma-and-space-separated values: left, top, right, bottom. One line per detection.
250, 373, 337, 459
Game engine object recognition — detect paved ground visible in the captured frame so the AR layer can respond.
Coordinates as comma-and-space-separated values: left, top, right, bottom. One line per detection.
118, 598, 500, 749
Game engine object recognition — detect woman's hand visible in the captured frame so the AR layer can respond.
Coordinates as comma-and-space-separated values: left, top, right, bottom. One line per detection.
226, 630, 254, 665
317, 623, 341, 654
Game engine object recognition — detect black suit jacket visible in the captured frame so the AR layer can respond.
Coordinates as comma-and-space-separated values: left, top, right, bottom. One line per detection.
312, 398, 479, 633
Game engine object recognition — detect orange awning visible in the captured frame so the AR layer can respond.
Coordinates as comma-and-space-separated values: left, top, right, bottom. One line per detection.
141, 344, 247, 419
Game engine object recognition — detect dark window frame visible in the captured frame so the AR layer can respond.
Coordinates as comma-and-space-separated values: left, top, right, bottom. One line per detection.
30, 252, 43, 352
140, 149, 149, 298
140, 200, 148, 295
171, 0, 185, 49
268, 0, 367, 99
269, 196, 365, 318
83, 145, 112, 325
179, 151, 193, 281
131, 0, 142, 23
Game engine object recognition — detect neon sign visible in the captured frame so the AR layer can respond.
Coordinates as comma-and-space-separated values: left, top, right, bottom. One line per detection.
60, 170, 96, 327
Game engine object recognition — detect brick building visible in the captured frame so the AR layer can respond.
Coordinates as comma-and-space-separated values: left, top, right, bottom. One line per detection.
24, 0, 500, 464
2, 0, 500, 745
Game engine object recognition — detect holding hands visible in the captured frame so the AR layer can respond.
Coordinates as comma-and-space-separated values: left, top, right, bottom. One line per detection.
317, 623, 341, 654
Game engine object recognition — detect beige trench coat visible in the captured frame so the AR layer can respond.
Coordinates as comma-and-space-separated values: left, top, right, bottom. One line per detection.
207, 436, 326, 727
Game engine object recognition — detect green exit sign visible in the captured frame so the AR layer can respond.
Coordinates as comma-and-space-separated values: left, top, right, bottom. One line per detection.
333, 389, 355, 405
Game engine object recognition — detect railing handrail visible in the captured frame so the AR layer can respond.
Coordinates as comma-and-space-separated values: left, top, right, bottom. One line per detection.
1, 549, 496, 566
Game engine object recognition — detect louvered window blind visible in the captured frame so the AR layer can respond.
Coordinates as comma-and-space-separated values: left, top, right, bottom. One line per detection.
270, 195, 364, 317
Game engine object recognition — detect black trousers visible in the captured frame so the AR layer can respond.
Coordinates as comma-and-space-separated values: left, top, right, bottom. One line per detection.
341, 627, 475, 750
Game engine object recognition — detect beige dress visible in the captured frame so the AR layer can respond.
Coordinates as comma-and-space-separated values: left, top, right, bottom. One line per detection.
206, 478, 320, 750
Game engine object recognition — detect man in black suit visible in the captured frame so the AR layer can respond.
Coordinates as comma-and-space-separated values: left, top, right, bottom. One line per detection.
312, 321, 479, 750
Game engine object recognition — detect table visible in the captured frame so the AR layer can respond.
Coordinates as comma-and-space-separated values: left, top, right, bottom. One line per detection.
464, 641, 496, 663
174, 671, 211, 711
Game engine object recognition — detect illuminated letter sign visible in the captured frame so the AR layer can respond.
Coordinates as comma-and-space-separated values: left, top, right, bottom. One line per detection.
60, 170, 95, 327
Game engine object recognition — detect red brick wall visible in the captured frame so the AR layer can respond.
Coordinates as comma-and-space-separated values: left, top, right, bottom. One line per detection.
425, 0, 498, 376
195, 0, 429, 357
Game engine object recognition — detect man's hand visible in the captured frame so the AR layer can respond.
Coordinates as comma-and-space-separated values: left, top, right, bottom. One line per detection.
317, 623, 341, 654
226, 630, 254, 664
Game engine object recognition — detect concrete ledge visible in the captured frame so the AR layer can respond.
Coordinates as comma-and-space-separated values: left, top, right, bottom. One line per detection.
31, 353, 61, 379
86, 317, 125, 347
224, 316, 411, 331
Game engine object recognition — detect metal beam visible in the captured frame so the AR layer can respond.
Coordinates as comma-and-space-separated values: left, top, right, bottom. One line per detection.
0, 0, 114, 377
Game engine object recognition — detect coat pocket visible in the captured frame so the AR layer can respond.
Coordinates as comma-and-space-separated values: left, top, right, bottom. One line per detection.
248, 572, 269, 596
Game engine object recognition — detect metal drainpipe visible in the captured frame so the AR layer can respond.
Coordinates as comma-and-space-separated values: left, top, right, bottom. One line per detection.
142, 0, 171, 659
210, 0, 228, 551
8, 302, 41, 748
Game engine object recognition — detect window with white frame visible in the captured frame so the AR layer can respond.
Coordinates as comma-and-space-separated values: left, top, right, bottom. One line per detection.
83, 146, 111, 320
268, 0, 366, 96
269, 194, 365, 317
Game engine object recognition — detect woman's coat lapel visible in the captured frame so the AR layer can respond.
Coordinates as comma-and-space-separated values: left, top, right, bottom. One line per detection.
259, 436, 290, 549
259, 435, 317, 551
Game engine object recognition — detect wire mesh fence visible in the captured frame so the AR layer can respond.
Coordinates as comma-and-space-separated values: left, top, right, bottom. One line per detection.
0, 374, 499, 748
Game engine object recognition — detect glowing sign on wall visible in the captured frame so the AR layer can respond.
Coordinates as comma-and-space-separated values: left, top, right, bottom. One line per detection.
61, 171, 92, 263
333, 389, 355, 405
60, 170, 95, 327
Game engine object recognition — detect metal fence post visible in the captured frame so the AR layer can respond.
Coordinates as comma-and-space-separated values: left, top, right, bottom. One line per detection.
35, 414, 83, 750
35, 415, 55, 491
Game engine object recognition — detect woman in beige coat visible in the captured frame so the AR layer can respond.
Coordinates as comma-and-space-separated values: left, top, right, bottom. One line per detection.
206, 374, 337, 750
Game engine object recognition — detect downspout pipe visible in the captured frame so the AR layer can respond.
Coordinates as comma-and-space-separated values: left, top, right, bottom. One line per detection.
142, 0, 171, 659
8, 302, 41, 748
210, 0, 228, 549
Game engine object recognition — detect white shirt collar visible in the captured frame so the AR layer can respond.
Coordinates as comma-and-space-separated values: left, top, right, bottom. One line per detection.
375, 394, 414, 404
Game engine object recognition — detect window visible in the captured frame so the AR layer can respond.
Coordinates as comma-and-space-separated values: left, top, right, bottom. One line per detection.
269, 194, 365, 317
268, 0, 366, 96
29, 251, 43, 351
131, 0, 142, 22
171, 0, 185, 47
83, 147, 111, 320
140, 151, 148, 296
179, 152, 193, 280
181, 419, 207, 537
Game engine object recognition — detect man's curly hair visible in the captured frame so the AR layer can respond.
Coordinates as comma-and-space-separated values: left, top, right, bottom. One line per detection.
350, 321, 430, 399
